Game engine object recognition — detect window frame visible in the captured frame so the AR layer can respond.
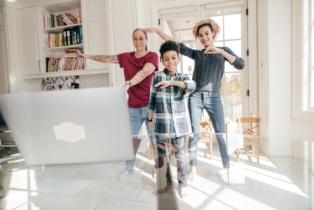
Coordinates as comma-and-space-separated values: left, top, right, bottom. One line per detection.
292, 0, 314, 121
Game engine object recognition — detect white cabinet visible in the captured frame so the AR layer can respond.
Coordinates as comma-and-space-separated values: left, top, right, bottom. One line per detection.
0, 6, 10, 93
16, 7, 42, 76
81, 0, 108, 71
16, 0, 109, 79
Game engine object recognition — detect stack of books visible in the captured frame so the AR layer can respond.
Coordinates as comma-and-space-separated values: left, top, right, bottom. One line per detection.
45, 48, 84, 72
45, 25, 82, 48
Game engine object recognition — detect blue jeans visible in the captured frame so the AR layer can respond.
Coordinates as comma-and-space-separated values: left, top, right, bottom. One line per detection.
125, 106, 156, 173
155, 135, 187, 188
188, 91, 230, 168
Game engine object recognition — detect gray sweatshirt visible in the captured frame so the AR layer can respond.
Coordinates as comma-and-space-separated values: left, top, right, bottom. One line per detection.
179, 43, 245, 92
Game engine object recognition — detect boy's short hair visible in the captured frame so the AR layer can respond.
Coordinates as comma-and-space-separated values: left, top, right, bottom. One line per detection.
159, 40, 179, 60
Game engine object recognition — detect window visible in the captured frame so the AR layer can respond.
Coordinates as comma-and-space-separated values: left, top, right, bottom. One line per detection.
310, 1, 314, 110
202, 4, 246, 130
292, 0, 314, 120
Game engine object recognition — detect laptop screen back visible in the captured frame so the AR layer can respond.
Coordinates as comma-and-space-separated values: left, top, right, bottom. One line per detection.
0, 87, 134, 165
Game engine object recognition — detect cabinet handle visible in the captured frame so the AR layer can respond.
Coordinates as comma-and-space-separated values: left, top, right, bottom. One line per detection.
38, 60, 42, 72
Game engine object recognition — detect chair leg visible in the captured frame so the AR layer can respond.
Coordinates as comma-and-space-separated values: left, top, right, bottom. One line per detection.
256, 140, 260, 164
235, 149, 241, 162
209, 136, 213, 160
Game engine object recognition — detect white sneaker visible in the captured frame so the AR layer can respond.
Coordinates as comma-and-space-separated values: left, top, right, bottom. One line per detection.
218, 168, 229, 184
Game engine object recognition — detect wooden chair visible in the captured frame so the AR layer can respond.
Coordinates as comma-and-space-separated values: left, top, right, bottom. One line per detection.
198, 117, 229, 160
198, 117, 214, 159
235, 117, 261, 164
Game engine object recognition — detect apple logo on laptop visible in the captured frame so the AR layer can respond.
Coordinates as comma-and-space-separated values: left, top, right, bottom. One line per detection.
53, 122, 86, 143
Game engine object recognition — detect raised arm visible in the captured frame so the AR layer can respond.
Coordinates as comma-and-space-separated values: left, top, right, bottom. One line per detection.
203, 47, 236, 64
139, 28, 175, 42
76, 50, 119, 64
124, 62, 156, 90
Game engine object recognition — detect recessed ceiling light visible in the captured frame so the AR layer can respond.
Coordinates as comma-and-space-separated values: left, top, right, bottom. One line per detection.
6, 0, 17, 2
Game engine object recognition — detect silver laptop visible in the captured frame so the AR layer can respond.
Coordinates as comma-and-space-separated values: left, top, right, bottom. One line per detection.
0, 87, 134, 165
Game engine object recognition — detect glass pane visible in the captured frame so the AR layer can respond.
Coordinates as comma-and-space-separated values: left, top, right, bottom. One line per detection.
221, 72, 243, 122
214, 40, 223, 46
211, 16, 223, 41
224, 40, 242, 57
181, 43, 196, 76
225, 14, 241, 40
224, 40, 242, 73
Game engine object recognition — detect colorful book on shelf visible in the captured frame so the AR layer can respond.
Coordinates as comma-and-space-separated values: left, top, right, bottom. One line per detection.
62, 28, 71, 46
76, 8, 82, 23
46, 57, 61, 72
71, 26, 81, 44
64, 49, 80, 57
62, 14, 74, 25
56, 14, 66, 27
65, 12, 78, 24
58, 57, 65, 71
79, 26, 83, 43
62, 30, 67, 46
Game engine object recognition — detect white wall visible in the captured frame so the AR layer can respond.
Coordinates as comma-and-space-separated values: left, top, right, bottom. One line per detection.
257, 0, 295, 139
257, 0, 314, 158
268, 0, 293, 139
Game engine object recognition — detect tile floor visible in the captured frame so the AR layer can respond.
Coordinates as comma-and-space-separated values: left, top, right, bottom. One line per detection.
0, 141, 313, 210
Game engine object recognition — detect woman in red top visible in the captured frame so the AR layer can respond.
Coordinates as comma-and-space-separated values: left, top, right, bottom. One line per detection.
77, 29, 159, 179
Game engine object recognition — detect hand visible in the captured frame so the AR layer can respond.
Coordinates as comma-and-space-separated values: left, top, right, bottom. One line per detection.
76, 49, 85, 57
204, 46, 222, 54
154, 81, 171, 88
148, 121, 155, 130
123, 84, 130, 91
138, 28, 158, 33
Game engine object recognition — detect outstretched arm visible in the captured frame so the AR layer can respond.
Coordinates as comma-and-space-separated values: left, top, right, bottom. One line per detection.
76, 50, 119, 64
139, 28, 175, 41
124, 62, 156, 90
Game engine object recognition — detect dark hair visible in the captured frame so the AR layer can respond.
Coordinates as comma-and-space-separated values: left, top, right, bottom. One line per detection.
132, 29, 148, 51
159, 40, 179, 60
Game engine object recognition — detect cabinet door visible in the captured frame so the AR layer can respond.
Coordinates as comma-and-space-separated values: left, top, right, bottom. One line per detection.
17, 7, 42, 76
0, 7, 9, 93
107, 0, 137, 87
81, 0, 109, 71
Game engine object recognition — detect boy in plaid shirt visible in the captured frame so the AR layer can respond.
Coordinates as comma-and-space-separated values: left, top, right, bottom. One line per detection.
148, 40, 195, 198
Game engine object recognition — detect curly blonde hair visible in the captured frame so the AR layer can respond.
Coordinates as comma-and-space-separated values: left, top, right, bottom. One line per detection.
192, 18, 220, 39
